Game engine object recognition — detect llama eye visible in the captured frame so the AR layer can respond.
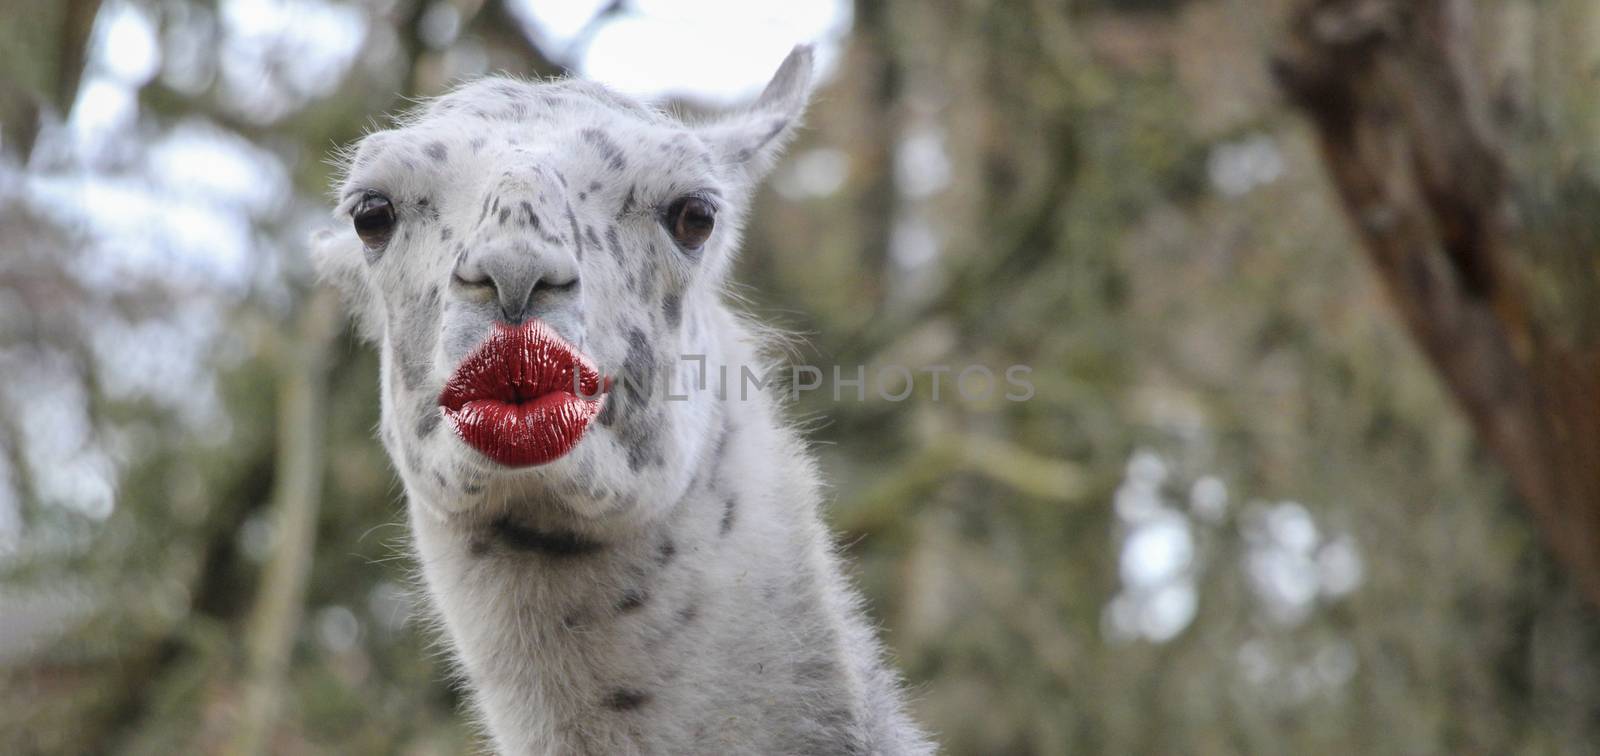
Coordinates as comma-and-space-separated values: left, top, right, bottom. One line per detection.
664, 195, 715, 251
352, 192, 397, 248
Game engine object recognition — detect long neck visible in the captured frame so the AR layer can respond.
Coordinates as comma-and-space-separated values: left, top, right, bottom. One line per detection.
404, 327, 919, 755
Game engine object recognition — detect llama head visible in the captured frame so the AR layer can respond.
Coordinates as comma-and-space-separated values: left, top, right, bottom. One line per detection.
313, 47, 813, 522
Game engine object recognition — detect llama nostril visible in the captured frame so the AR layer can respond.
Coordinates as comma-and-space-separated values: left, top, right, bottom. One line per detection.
545, 276, 580, 293
497, 274, 578, 324
453, 269, 492, 288
453, 253, 493, 288
451, 266, 499, 308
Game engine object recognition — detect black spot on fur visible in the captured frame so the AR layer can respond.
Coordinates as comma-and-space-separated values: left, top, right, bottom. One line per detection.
520, 201, 539, 229
489, 517, 604, 557
605, 226, 626, 265
719, 497, 737, 536
498, 206, 511, 226
818, 708, 857, 729
618, 330, 653, 397
662, 293, 681, 327
432, 470, 447, 488
615, 328, 660, 470
655, 538, 676, 566
582, 128, 628, 171
426, 141, 447, 161
602, 688, 650, 711
638, 264, 657, 300
713, 418, 733, 467
618, 186, 636, 218
565, 205, 583, 261
616, 587, 649, 613
440, 226, 453, 241
469, 136, 485, 153
585, 226, 601, 248
416, 408, 441, 439
676, 601, 699, 625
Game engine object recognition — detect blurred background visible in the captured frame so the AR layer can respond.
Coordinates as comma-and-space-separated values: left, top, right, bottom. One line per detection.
3, 0, 1600, 753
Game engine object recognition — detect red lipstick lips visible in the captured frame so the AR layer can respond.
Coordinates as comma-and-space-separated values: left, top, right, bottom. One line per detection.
438, 321, 609, 468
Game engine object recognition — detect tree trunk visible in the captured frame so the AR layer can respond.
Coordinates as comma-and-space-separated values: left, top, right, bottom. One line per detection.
1274, 0, 1600, 606
228, 287, 342, 756
0, 0, 100, 161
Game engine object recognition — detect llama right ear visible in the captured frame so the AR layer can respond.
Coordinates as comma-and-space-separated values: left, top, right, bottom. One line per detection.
703, 45, 814, 184
310, 226, 384, 342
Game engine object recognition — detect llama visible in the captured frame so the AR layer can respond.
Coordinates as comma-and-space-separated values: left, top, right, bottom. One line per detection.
311, 47, 933, 755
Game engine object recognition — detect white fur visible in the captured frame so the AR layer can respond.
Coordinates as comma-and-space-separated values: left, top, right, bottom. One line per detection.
314, 47, 934, 755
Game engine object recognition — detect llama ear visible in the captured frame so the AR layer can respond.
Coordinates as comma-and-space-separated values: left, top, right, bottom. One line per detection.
703, 45, 814, 184
310, 226, 384, 342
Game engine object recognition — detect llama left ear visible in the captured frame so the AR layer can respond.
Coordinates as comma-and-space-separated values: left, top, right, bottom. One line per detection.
704, 45, 814, 184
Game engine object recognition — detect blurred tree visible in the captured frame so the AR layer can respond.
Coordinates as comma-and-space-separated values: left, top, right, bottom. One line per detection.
1276, 0, 1600, 605
745, 0, 1600, 752
229, 287, 340, 756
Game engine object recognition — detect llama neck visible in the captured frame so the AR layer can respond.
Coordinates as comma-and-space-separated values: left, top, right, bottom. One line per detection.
405, 350, 891, 754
